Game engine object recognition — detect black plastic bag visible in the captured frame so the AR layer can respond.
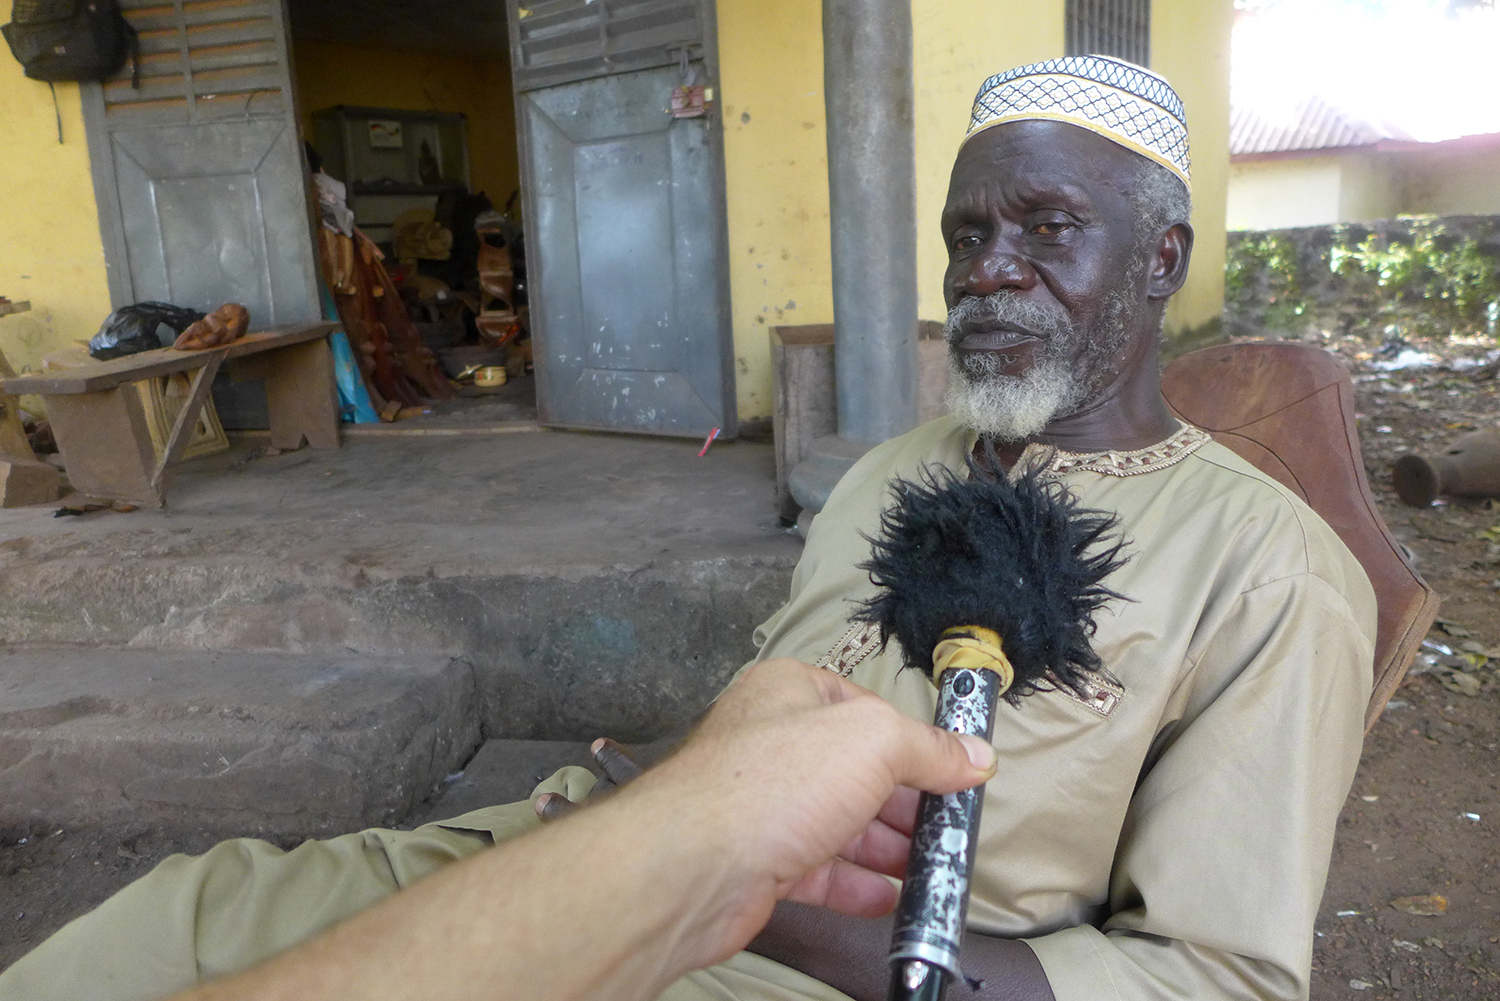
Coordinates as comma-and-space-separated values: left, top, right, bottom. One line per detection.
87, 301, 205, 360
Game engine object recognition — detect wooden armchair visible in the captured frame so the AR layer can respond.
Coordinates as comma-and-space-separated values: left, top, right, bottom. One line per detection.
1161, 342, 1440, 731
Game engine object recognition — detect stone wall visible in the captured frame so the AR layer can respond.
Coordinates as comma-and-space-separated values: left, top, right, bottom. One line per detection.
1224, 215, 1500, 341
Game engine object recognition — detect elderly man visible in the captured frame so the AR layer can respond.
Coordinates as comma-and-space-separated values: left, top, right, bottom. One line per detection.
729, 55, 1375, 1001
0, 57, 1372, 1001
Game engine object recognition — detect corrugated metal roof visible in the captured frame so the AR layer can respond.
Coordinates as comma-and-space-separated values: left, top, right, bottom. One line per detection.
1230, 94, 1413, 156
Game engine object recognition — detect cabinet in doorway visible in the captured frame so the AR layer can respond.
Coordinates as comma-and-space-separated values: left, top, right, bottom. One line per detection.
310, 106, 471, 247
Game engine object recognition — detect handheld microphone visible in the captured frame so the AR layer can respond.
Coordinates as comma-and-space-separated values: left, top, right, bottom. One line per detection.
855, 457, 1126, 1001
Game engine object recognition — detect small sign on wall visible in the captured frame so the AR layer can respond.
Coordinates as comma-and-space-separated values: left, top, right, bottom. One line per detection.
368, 120, 404, 148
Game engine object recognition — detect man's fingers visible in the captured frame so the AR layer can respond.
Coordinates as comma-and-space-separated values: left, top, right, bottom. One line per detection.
534, 792, 579, 822
837, 817, 912, 879
875, 785, 923, 837
804, 670, 997, 798
592, 738, 643, 786
783, 857, 900, 918
883, 713, 997, 797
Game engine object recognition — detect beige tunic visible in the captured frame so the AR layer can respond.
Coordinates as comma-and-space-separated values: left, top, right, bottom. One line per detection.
0, 418, 1374, 1001
745, 417, 1376, 1000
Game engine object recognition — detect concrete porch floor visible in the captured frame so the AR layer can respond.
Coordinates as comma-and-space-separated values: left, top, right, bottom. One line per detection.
0, 425, 802, 838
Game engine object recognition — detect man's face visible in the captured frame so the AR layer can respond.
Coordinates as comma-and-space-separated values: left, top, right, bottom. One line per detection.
939, 120, 1155, 441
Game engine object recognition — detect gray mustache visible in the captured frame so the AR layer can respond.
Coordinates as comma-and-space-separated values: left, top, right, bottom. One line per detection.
942, 293, 1071, 344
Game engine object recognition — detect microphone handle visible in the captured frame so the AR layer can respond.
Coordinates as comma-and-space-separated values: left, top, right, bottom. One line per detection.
886, 666, 1003, 1001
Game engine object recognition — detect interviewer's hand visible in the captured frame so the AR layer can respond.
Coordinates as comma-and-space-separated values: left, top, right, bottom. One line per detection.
171, 658, 996, 1001
631, 657, 999, 977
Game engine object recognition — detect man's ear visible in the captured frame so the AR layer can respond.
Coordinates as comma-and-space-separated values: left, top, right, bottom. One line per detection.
1147, 222, 1193, 301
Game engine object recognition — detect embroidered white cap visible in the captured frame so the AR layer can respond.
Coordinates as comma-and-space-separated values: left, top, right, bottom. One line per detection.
964, 55, 1192, 191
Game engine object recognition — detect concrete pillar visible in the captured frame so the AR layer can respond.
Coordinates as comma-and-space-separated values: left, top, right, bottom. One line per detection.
789, 0, 919, 516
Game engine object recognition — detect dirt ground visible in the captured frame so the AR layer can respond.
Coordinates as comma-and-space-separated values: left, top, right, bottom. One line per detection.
1308, 328, 1500, 1000
0, 826, 247, 969
3, 333, 1500, 996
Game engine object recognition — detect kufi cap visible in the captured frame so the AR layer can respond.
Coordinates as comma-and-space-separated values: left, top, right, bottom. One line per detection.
964, 55, 1191, 190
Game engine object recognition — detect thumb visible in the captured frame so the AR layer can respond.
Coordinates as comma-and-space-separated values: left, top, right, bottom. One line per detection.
884, 713, 998, 796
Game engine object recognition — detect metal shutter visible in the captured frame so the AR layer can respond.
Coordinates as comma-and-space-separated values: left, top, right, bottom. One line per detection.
103, 0, 296, 125
80, 0, 319, 326
509, 0, 706, 92
1065, 0, 1152, 67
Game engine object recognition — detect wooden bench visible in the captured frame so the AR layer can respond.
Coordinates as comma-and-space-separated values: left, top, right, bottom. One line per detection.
0, 322, 341, 506
0, 299, 67, 507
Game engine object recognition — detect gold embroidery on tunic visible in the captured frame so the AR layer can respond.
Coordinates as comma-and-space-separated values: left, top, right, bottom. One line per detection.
815, 622, 1124, 717
1036, 670, 1126, 718
816, 621, 883, 678
1021, 423, 1211, 480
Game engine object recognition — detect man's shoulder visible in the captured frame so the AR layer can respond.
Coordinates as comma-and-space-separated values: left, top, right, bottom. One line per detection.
1123, 437, 1374, 614
1170, 438, 1340, 541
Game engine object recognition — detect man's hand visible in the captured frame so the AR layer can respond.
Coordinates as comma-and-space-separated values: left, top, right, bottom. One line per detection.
534, 737, 643, 821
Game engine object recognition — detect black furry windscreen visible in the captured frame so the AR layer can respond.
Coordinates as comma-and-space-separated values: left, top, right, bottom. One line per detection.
855, 456, 1128, 704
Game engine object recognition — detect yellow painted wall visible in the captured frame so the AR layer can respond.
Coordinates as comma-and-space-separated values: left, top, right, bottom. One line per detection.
1401, 147, 1500, 216
1228, 155, 1403, 230
911, 0, 1065, 323
292, 39, 521, 206
1227, 157, 1344, 230
720, 0, 1233, 419
1226, 145, 1500, 229
0, 65, 112, 405
1339, 152, 1401, 223
1152, 0, 1233, 338
717, 0, 835, 421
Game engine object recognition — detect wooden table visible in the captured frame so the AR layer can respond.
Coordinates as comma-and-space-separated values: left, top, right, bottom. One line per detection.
0, 301, 35, 461
0, 322, 341, 506
0, 300, 64, 507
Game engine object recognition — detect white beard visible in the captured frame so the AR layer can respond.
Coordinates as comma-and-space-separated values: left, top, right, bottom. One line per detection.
941, 285, 1137, 442
943, 349, 1085, 442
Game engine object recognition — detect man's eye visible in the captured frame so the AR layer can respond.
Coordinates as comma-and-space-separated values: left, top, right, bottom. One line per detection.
952, 233, 983, 251
1031, 221, 1071, 237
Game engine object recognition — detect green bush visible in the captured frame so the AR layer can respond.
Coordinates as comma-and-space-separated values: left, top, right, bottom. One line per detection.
1226, 218, 1500, 340
1226, 232, 1310, 332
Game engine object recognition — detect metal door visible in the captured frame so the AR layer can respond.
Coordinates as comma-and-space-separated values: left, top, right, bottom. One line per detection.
81, 0, 319, 326
508, 0, 735, 438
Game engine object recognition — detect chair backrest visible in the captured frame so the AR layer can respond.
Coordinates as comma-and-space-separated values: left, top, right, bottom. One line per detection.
1161, 342, 1440, 732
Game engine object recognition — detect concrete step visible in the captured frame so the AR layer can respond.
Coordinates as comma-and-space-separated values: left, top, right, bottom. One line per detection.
0, 559, 789, 743
0, 648, 480, 838
0, 433, 801, 743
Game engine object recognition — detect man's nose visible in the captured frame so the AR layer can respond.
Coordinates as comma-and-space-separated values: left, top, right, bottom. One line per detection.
953, 243, 1038, 299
